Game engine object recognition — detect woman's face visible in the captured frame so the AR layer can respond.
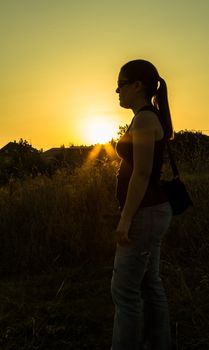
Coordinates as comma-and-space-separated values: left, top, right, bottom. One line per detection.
116, 70, 140, 109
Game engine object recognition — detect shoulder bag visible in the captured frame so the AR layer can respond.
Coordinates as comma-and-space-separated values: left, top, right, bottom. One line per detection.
162, 142, 193, 215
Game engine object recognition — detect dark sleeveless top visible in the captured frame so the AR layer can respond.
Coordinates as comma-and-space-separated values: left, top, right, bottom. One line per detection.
116, 106, 167, 210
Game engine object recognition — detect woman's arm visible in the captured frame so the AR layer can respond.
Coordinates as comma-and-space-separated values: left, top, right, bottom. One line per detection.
116, 112, 156, 245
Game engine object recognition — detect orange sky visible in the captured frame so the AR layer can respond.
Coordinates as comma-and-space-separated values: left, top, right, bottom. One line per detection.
1, 0, 209, 150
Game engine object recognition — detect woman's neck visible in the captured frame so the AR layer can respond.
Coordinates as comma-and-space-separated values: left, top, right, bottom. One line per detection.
131, 97, 152, 115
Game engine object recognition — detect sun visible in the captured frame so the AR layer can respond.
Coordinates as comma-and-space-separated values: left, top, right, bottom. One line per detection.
85, 117, 117, 144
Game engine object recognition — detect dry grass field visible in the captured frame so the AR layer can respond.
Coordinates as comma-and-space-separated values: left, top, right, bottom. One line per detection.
0, 142, 208, 349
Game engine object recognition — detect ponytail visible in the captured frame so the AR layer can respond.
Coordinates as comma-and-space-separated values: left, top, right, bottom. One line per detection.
153, 77, 174, 140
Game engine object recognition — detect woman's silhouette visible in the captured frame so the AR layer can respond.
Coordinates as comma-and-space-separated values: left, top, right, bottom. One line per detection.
111, 59, 173, 350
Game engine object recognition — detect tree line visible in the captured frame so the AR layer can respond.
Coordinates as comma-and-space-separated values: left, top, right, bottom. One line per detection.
0, 130, 208, 185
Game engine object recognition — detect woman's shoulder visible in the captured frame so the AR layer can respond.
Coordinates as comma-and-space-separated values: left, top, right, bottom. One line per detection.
130, 109, 164, 140
131, 109, 159, 129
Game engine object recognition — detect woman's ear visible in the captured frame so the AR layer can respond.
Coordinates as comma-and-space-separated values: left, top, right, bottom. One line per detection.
134, 80, 144, 92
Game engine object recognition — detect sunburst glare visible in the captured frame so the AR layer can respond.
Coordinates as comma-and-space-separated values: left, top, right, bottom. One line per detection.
85, 117, 117, 145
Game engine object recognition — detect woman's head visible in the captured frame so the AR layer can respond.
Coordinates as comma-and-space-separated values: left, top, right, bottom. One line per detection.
118, 60, 160, 100
116, 59, 173, 139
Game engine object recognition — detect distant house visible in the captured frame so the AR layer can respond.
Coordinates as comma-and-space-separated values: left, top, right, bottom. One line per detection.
41, 146, 93, 166
42, 147, 63, 158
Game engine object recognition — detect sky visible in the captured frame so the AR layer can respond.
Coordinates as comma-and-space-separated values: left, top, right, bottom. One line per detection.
1, 0, 209, 150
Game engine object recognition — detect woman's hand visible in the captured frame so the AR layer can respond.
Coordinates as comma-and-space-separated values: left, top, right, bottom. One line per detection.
116, 217, 132, 246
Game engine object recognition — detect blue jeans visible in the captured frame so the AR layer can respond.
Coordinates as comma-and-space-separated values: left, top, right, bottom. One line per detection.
111, 202, 172, 350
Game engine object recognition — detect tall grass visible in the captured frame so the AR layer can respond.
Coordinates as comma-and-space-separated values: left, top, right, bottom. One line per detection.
0, 160, 118, 276
0, 156, 209, 348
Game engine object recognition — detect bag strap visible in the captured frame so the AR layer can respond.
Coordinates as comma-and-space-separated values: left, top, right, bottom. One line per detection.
166, 142, 179, 178
134, 105, 180, 179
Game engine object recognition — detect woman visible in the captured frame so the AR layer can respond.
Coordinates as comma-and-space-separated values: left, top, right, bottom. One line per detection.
111, 60, 173, 350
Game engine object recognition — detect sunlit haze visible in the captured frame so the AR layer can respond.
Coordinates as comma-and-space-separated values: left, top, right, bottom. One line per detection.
1, 0, 209, 150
